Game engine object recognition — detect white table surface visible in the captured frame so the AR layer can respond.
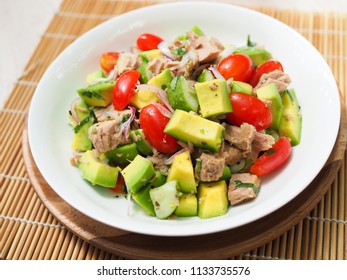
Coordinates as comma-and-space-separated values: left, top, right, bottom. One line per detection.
1, 0, 346, 108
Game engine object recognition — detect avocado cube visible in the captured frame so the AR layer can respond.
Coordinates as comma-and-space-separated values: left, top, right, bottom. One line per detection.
69, 99, 93, 152
139, 49, 162, 63
149, 180, 180, 219
85, 70, 106, 84
168, 75, 199, 113
164, 110, 225, 152
198, 180, 228, 219
278, 89, 302, 146
78, 150, 119, 188
174, 193, 198, 217
167, 151, 196, 193
233, 46, 272, 67
256, 83, 283, 130
130, 69, 173, 109
104, 143, 138, 164
77, 81, 115, 107
132, 185, 155, 216
148, 171, 167, 188
197, 69, 215, 83
130, 129, 153, 156
230, 81, 253, 95
195, 79, 232, 118
121, 155, 155, 194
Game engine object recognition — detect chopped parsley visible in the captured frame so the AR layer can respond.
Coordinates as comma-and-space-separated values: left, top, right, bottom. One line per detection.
80, 90, 104, 100
247, 35, 256, 47
234, 180, 259, 194
73, 116, 90, 133
171, 47, 187, 57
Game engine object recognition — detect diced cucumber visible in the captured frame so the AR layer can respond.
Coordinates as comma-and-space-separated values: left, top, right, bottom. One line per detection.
149, 181, 180, 219
168, 76, 199, 113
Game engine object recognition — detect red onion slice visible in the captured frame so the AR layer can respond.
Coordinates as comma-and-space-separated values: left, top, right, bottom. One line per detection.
157, 41, 176, 60
121, 106, 136, 139
136, 84, 174, 113
162, 148, 188, 165
151, 102, 172, 118
209, 66, 226, 80
70, 98, 81, 125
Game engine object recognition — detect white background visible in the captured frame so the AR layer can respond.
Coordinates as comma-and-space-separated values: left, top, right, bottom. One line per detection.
1, 0, 347, 108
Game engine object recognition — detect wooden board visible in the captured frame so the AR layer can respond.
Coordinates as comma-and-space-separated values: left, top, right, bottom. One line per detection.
22, 104, 347, 260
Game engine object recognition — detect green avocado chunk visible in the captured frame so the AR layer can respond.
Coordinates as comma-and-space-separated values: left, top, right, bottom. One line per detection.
197, 69, 215, 83
167, 150, 196, 193
78, 150, 119, 188
85, 70, 106, 84
233, 46, 272, 66
121, 155, 156, 194
132, 185, 155, 216
174, 193, 198, 217
195, 79, 232, 118
197, 180, 229, 219
130, 129, 153, 156
104, 143, 138, 164
148, 171, 167, 188
168, 75, 199, 113
256, 83, 283, 130
278, 89, 302, 146
69, 99, 93, 152
164, 110, 225, 152
77, 81, 115, 107
230, 81, 253, 95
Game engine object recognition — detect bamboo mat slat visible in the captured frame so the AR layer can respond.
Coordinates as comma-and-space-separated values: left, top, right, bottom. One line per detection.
1, 0, 346, 260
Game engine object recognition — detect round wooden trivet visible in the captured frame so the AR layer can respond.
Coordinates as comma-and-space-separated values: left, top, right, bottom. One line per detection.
23, 105, 346, 260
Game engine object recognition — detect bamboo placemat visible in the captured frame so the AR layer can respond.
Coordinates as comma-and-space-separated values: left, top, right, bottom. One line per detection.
1, 0, 346, 260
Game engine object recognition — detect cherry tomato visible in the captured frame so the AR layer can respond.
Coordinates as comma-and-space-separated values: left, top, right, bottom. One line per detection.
100, 52, 119, 73
217, 53, 253, 82
250, 137, 292, 176
136, 33, 164, 51
113, 70, 140, 110
226, 93, 272, 131
139, 104, 179, 154
111, 173, 126, 194
249, 60, 284, 87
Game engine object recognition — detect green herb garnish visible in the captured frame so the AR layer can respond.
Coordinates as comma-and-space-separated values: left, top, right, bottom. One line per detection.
234, 180, 259, 194
171, 47, 187, 57
74, 116, 90, 133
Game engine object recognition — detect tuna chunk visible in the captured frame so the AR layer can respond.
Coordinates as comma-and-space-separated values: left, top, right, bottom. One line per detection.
147, 152, 170, 176
222, 143, 242, 165
88, 119, 130, 154
164, 51, 198, 78
196, 152, 225, 182
116, 52, 139, 74
224, 123, 256, 154
186, 31, 222, 63
228, 173, 261, 206
93, 105, 131, 123
247, 132, 275, 162
254, 70, 291, 93
147, 55, 167, 75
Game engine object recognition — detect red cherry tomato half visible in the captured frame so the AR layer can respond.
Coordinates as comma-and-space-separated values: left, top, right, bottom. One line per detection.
100, 52, 119, 73
139, 104, 179, 154
226, 93, 272, 131
250, 137, 292, 176
111, 172, 126, 194
217, 53, 253, 82
249, 60, 284, 87
113, 70, 140, 111
136, 33, 164, 51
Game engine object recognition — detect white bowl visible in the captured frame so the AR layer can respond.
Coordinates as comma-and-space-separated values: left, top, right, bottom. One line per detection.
28, 1, 340, 236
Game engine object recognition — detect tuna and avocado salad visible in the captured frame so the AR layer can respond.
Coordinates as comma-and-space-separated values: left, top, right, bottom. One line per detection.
68, 27, 302, 220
